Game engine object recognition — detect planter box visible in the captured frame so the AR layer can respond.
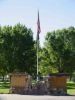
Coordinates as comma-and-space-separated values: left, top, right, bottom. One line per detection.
10, 73, 32, 94
47, 73, 68, 95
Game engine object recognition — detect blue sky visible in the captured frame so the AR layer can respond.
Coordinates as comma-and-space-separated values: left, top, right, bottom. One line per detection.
0, 0, 75, 46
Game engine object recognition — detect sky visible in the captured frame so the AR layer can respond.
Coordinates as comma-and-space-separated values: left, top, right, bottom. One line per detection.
0, 0, 75, 46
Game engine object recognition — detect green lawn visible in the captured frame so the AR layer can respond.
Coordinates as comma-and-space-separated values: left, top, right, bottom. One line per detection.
0, 82, 10, 94
0, 89, 9, 94
67, 81, 75, 95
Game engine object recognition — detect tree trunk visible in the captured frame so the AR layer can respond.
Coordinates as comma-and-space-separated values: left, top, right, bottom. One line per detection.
69, 74, 72, 81
2, 75, 5, 82
58, 58, 62, 73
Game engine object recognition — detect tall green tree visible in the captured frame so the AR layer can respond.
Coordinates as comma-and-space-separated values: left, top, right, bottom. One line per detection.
0, 24, 36, 76
0, 26, 8, 79
39, 27, 75, 75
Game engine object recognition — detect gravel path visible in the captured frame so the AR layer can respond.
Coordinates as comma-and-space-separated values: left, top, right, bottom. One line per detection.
0, 94, 75, 100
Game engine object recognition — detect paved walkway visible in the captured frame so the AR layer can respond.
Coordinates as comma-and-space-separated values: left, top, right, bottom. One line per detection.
0, 94, 75, 100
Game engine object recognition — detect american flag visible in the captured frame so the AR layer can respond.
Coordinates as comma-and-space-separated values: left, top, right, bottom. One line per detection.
37, 11, 41, 40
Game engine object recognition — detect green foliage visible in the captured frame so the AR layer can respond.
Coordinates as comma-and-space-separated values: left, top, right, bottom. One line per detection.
0, 24, 36, 77
39, 27, 75, 75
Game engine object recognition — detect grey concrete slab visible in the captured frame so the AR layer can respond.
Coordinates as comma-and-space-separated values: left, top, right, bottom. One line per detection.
0, 94, 75, 100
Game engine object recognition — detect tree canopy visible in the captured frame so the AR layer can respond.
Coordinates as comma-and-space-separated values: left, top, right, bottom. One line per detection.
39, 27, 75, 75
0, 24, 36, 77
1, 24, 75, 77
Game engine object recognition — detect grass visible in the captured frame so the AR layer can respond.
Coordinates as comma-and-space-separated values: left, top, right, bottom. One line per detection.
67, 81, 75, 95
0, 82, 10, 94
0, 89, 9, 94
0, 81, 75, 95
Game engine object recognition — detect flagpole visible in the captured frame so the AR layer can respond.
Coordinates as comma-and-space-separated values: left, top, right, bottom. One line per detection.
37, 37, 39, 81
36, 11, 41, 81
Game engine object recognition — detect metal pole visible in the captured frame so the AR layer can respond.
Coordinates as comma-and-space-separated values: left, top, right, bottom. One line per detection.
37, 39, 39, 81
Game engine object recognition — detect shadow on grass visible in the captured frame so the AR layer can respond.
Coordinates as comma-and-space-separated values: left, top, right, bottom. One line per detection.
67, 83, 75, 89
67, 87, 75, 89
0, 82, 10, 89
